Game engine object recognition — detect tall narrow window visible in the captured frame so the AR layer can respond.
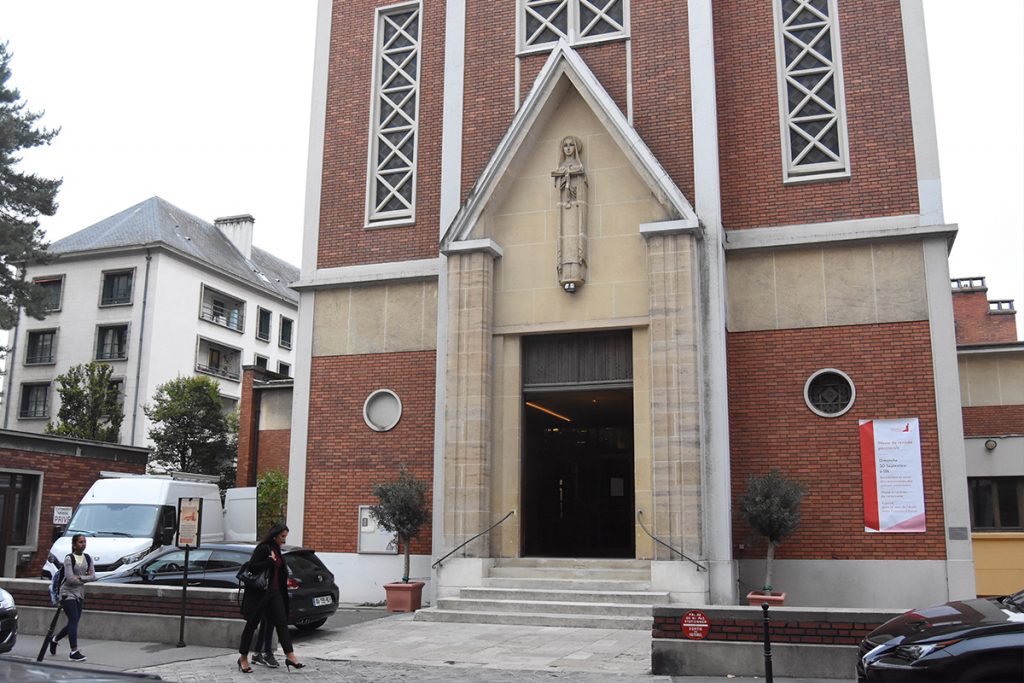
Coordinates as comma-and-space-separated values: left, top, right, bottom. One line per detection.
279, 316, 293, 350
773, 0, 849, 181
366, 2, 421, 226
101, 269, 134, 305
256, 307, 272, 341
519, 1, 629, 52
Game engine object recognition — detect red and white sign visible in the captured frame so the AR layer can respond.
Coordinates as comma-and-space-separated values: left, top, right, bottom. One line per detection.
680, 610, 710, 640
859, 418, 926, 533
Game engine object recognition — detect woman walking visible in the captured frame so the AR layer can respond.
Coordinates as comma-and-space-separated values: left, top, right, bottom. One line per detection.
49, 534, 95, 662
236, 523, 305, 672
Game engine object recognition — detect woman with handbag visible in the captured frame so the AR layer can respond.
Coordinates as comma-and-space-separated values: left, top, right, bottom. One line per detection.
236, 523, 306, 672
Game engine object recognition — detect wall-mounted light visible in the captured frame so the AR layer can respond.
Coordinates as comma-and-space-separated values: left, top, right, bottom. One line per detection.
563, 282, 576, 293
984, 438, 998, 451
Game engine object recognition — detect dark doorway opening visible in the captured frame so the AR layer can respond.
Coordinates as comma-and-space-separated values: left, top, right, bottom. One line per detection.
521, 387, 635, 558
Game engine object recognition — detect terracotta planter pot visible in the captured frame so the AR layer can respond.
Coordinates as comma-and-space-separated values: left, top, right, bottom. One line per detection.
384, 581, 425, 612
746, 591, 786, 607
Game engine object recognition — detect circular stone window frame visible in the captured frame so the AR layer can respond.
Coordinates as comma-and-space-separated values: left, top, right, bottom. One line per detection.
803, 368, 856, 418
363, 389, 403, 432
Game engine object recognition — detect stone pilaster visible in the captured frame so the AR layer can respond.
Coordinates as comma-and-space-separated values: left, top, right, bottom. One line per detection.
646, 233, 703, 560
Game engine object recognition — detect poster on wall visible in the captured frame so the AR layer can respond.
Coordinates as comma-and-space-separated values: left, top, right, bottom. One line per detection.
859, 418, 926, 532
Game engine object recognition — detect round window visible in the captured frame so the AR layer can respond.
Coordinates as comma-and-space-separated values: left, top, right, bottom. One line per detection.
363, 389, 402, 431
804, 369, 855, 418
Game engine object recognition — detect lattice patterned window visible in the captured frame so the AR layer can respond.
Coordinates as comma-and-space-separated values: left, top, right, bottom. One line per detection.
773, 0, 849, 181
366, 2, 422, 226
519, 0, 629, 52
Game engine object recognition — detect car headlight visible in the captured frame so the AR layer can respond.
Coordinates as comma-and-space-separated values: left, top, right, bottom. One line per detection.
894, 639, 961, 662
0, 588, 14, 610
119, 550, 149, 565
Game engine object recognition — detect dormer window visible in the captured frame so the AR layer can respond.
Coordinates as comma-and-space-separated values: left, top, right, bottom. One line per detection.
519, 0, 629, 53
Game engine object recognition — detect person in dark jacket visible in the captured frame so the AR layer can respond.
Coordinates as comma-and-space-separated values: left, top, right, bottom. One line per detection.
236, 523, 305, 672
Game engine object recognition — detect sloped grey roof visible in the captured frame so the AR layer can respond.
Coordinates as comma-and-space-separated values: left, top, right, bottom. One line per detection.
49, 196, 299, 303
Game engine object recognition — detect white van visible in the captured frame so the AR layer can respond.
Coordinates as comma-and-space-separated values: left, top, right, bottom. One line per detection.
43, 472, 240, 579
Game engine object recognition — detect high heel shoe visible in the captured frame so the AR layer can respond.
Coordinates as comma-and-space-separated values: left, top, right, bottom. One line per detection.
236, 657, 253, 673
285, 658, 305, 671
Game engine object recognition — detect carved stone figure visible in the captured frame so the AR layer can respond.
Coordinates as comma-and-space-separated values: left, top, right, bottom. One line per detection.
551, 135, 588, 292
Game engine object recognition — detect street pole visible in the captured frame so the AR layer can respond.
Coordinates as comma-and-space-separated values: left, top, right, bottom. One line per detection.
761, 602, 774, 683
177, 545, 190, 647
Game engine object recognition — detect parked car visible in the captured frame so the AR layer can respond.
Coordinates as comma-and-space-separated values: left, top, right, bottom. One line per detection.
0, 657, 160, 681
857, 589, 1024, 682
96, 542, 339, 630
0, 587, 16, 654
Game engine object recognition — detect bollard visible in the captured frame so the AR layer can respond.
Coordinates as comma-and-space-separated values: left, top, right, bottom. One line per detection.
761, 602, 774, 683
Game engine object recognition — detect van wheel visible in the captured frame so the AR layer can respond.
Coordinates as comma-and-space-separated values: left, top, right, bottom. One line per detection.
295, 618, 327, 632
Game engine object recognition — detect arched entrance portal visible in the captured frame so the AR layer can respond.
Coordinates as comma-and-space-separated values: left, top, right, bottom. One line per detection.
521, 331, 635, 558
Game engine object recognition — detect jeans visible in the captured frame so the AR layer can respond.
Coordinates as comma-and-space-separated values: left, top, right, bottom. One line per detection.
55, 597, 83, 650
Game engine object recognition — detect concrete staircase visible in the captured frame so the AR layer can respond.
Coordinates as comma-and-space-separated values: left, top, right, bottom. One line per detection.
414, 558, 667, 629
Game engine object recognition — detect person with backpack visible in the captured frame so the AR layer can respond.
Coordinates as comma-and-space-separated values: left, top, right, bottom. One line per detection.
48, 533, 95, 662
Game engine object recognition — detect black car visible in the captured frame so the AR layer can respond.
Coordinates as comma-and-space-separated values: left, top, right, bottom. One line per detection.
0, 587, 16, 654
97, 543, 339, 630
858, 589, 1024, 682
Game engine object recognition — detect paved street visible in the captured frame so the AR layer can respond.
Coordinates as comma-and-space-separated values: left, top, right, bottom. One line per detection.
7, 606, 849, 682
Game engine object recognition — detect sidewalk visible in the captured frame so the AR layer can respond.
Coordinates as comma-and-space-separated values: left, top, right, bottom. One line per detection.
8, 606, 851, 682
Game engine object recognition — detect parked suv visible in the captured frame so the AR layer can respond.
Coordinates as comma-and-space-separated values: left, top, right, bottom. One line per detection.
97, 543, 339, 630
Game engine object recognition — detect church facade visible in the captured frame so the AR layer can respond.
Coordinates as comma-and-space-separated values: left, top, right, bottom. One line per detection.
287, 0, 975, 607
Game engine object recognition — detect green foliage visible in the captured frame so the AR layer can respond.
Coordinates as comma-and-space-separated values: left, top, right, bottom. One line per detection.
45, 362, 123, 442
257, 469, 288, 533
144, 376, 234, 477
739, 469, 806, 593
369, 466, 429, 583
0, 42, 62, 330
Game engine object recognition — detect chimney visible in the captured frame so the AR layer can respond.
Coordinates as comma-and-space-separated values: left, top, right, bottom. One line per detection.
214, 214, 255, 259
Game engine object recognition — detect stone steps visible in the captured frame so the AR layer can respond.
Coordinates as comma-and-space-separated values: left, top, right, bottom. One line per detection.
461, 586, 669, 605
436, 596, 655, 617
414, 608, 652, 630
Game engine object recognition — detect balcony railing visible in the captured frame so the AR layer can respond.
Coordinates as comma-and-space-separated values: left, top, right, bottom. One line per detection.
96, 349, 128, 361
195, 362, 241, 382
200, 302, 244, 332
26, 353, 55, 365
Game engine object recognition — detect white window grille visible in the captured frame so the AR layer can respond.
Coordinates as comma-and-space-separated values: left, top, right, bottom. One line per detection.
773, 0, 849, 181
366, 2, 422, 226
519, 0, 628, 52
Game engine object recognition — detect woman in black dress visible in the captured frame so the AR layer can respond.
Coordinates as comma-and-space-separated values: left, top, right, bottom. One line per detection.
236, 523, 305, 672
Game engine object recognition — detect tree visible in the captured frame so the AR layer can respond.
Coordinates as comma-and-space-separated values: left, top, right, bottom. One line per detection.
369, 466, 429, 583
145, 376, 233, 477
256, 469, 288, 535
0, 42, 62, 330
739, 469, 806, 595
45, 362, 124, 442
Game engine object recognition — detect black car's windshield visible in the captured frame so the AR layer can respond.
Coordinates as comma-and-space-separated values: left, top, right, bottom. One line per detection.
65, 504, 161, 537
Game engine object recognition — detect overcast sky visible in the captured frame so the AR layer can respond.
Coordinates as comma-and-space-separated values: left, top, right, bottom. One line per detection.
1, 1, 1022, 336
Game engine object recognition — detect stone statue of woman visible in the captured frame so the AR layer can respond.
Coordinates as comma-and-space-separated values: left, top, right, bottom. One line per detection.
551, 135, 588, 292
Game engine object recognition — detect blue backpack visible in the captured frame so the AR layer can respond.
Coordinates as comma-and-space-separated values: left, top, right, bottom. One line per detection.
49, 553, 92, 606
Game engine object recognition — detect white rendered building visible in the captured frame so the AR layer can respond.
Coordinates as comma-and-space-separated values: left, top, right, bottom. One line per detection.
2, 196, 299, 446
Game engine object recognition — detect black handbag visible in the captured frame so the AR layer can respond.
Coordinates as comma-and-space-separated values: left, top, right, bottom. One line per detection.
236, 562, 269, 590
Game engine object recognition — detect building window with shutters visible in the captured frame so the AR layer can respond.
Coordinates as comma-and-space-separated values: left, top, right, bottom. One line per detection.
366, 1, 422, 227
518, 0, 629, 53
772, 0, 850, 182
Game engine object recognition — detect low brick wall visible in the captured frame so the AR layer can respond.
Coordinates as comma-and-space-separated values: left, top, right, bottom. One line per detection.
652, 604, 902, 679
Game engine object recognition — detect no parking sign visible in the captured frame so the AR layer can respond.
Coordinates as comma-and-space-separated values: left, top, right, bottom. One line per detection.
681, 610, 710, 640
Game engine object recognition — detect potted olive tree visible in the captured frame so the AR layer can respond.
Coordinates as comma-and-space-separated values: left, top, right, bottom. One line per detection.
739, 469, 806, 606
369, 466, 429, 612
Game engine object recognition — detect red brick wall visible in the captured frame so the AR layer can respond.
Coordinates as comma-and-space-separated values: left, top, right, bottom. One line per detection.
255, 429, 291, 478
953, 289, 1019, 345
304, 351, 436, 555
318, 0, 446, 268
518, 42, 628, 114
653, 613, 878, 646
237, 369, 257, 486
2, 449, 145, 578
714, 0, 919, 229
962, 405, 1024, 437
727, 322, 947, 561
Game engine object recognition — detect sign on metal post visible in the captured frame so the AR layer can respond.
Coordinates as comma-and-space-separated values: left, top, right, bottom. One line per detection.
176, 497, 203, 647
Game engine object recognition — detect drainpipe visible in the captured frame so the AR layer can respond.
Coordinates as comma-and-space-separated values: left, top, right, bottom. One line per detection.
130, 251, 153, 444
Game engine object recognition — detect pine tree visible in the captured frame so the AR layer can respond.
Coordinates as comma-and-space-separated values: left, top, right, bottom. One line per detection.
145, 375, 234, 477
45, 362, 124, 442
0, 41, 62, 329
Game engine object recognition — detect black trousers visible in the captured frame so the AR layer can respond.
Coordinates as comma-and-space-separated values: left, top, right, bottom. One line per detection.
238, 591, 293, 655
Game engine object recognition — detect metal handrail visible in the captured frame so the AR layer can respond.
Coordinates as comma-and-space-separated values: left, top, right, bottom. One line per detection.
636, 509, 707, 572
431, 510, 515, 570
